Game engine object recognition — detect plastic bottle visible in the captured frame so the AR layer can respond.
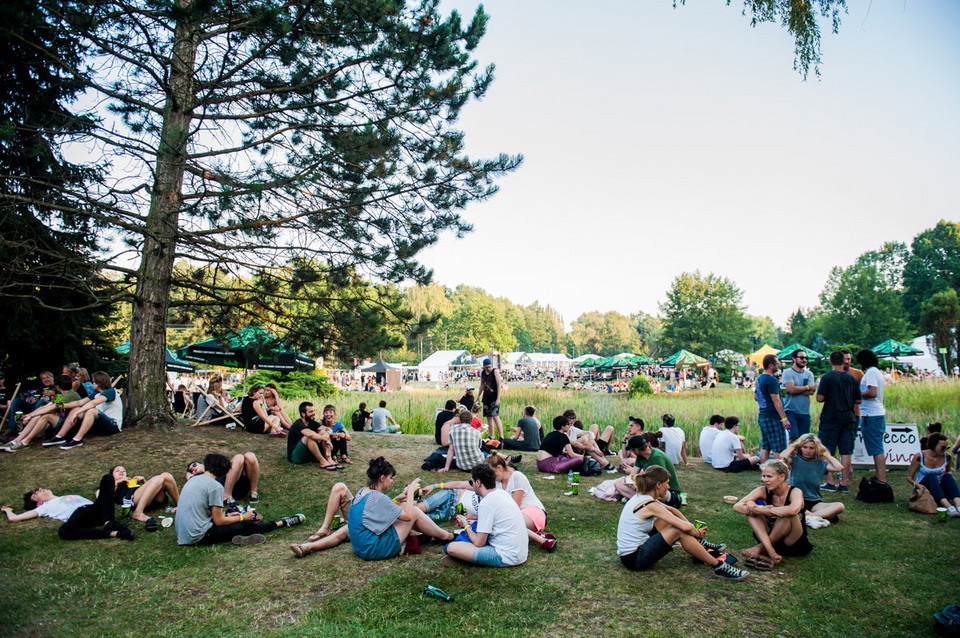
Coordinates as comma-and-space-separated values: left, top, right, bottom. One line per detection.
423, 585, 454, 602
567, 470, 573, 488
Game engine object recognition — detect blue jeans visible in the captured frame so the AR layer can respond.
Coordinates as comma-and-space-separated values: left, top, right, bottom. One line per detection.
6, 397, 42, 433
921, 473, 960, 503
860, 415, 885, 456
421, 489, 459, 522
786, 412, 811, 440
470, 544, 506, 567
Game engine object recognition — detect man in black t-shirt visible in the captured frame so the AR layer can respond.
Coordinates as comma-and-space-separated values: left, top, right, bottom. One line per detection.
288, 401, 337, 468
435, 400, 457, 446
816, 350, 862, 493
351, 402, 371, 432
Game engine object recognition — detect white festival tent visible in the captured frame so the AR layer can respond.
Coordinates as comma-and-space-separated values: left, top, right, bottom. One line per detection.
891, 336, 943, 374
417, 350, 476, 379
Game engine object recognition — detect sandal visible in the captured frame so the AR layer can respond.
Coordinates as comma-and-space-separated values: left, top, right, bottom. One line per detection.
144, 517, 159, 532
340, 456, 353, 465
742, 554, 776, 571
290, 544, 310, 558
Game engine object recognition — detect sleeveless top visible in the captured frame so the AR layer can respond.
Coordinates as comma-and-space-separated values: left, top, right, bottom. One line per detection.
480, 369, 499, 403
915, 453, 948, 485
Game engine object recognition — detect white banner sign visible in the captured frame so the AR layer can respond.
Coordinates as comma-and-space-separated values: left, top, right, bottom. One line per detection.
852, 423, 920, 467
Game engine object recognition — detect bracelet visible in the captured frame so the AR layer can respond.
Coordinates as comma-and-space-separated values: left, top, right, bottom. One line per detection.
781, 417, 789, 423
439, 482, 444, 490
238, 513, 244, 522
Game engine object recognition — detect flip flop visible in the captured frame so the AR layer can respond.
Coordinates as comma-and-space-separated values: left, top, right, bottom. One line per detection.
321, 465, 339, 471
340, 457, 353, 465
308, 530, 330, 541
144, 517, 159, 532
742, 554, 775, 571
290, 544, 309, 558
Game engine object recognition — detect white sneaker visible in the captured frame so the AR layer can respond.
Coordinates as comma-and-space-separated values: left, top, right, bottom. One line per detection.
948, 506, 960, 518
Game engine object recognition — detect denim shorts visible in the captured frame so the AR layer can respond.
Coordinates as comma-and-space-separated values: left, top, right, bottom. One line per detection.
860, 415, 885, 456
422, 489, 459, 522
471, 544, 506, 567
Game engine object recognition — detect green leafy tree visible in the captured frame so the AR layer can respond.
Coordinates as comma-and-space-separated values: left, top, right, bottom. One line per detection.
920, 288, 959, 373
818, 263, 912, 347
633, 312, 664, 358
749, 315, 783, 349
903, 221, 960, 326
446, 297, 515, 353
9, 0, 520, 426
659, 271, 752, 355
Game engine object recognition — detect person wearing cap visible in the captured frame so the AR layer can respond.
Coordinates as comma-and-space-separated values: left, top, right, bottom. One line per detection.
755, 354, 790, 462
458, 387, 475, 412
617, 417, 646, 471
240, 384, 285, 437
616, 436, 682, 507
658, 414, 690, 466
478, 359, 504, 440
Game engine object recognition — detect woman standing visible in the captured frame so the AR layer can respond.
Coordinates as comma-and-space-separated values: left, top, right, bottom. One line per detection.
734, 459, 812, 570
908, 432, 960, 517
782, 434, 845, 521
616, 466, 747, 580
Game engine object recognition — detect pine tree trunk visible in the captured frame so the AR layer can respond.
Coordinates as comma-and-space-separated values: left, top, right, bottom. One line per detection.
125, 1, 200, 428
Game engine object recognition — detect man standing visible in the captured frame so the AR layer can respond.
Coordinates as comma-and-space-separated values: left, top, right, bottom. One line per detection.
754, 355, 790, 462
782, 349, 816, 443
816, 351, 861, 492
479, 359, 504, 440
841, 349, 864, 420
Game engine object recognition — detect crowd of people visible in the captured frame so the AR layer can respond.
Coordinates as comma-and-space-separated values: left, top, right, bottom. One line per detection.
3, 347, 957, 582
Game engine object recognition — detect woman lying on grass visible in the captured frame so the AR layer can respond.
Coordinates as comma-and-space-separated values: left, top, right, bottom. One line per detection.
109, 465, 180, 532
781, 434, 845, 522
290, 457, 455, 559
734, 459, 812, 570
616, 466, 748, 580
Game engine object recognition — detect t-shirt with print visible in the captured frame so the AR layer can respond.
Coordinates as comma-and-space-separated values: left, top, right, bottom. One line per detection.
476, 488, 528, 566
95, 387, 124, 430
859, 367, 885, 417
755, 374, 781, 417
35, 495, 92, 522
781, 367, 814, 414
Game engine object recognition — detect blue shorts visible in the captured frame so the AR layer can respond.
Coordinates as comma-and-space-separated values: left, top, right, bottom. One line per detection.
818, 421, 857, 456
92, 412, 121, 436
470, 544, 506, 567
785, 412, 811, 440
860, 415, 886, 456
758, 414, 787, 453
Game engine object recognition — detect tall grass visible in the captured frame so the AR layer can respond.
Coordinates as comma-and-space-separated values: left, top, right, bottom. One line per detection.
311, 379, 960, 452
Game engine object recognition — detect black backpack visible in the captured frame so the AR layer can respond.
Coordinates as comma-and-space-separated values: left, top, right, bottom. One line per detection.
856, 477, 894, 503
351, 409, 364, 431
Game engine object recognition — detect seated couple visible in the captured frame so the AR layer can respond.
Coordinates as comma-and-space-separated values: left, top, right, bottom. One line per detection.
287, 402, 351, 470
537, 416, 614, 474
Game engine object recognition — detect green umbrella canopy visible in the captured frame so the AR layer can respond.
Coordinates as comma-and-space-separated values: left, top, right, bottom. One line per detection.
777, 343, 824, 361
871, 339, 922, 357
576, 356, 601, 367
178, 326, 315, 371
660, 349, 708, 367
115, 340, 196, 373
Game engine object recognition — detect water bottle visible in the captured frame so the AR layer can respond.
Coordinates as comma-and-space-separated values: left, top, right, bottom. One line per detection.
567, 470, 573, 488
423, 585, 454, 602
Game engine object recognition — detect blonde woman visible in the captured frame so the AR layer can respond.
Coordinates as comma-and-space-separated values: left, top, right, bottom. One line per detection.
263, 383, 294, 431
782, 434, 845, 521
734, 459, 812, 570
485, 452, 556, 552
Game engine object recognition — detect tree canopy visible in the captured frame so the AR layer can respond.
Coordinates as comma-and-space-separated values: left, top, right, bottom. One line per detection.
659, 271, 752, 356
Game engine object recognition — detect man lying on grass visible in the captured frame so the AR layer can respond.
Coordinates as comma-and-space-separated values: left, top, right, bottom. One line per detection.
176, 453, 304, 546
3, 471, 134, 541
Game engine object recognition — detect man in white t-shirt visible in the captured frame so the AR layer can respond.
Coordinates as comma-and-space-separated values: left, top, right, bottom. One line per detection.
658, 413, 689, 466
699, 414, 724, 464
371, 400, 401, 434
442, 464, 528, 567
710, 417, 760, 473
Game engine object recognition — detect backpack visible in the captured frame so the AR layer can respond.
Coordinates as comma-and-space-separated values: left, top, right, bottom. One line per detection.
351, 409, 364, 431
580, 457, 602, 477
856, 477, 894, 503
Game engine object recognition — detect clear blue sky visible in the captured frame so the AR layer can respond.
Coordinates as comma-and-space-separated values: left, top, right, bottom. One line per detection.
422, 0, 960, 328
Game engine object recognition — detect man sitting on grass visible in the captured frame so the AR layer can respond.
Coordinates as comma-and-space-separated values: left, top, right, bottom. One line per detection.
710, 417, 760, 473
442, 464, 528, 568
3, 471, 134, 541
177, 453, 304, 546
43, 371, 122, 450
287, 402, 339, 470
3, 375, 80, 451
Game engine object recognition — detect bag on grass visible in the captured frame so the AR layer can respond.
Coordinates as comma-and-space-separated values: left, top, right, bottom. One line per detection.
856, 477, 894, 503
908, 484, 937, 514
580, 457, 602, 477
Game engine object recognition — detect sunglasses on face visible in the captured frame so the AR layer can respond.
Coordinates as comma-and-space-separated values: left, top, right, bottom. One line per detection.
187, 462, 200, 473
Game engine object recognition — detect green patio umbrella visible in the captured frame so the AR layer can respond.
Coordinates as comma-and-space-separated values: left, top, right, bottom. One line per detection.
178, 326, 315, 371
115, 340, 197, 374
660, 349, 708, 367
776, 343, 824, 361
871, 339, 922, 357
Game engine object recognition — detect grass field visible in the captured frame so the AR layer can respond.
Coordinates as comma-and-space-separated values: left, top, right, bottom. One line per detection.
1, 381, 958, 637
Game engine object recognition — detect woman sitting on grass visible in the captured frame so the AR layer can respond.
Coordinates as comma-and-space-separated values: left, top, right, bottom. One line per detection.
320, 404, 352, 465
109, 466, 180, 532
782, 434, 845, 522
908, 432, 960, 517
485, 452, 556, 552
290, 457, 455, 559
536, 416, 584, 474
734, 459, 812, 570
616, 466, 747, 580
263, 384, 294, 431
240, 384, 285, 437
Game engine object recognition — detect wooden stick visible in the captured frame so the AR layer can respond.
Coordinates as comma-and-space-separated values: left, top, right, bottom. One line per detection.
1, 382, 21, 429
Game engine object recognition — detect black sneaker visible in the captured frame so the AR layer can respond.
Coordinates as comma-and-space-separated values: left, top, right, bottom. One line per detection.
60, 438, 84, 450
507, 454, 522, 465
700, 539, 726, 553
820, 482, 838, 492
713, 561, 749, 580
116, 528, 135, 542
837, 484, 849, 493
281, 513, 306, 528
42, 436, 68, 447
248, 492, 260, 504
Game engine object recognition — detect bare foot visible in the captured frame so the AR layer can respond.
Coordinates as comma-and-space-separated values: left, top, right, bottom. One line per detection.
741, 546, 761, 559
290, 544, 310, 558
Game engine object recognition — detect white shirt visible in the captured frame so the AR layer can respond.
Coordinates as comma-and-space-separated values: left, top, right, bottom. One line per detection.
476, 488, 528, 566
711, 429, 742, 469
699, 426, 720, 464
35, 495, 93, 522
505, 470, 544, 512
859, 367, 885, 417
617, 494, 656, 555
659, 426, 685, 464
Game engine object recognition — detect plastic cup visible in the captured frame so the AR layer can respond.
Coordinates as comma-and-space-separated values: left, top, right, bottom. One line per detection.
937, 507, 947, 522
571, 482, 579, 496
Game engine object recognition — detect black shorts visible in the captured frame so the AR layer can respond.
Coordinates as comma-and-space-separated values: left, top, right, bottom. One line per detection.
482, 403, 500, 418
723, 458, 754, 473
244, 417, 266, 434
620, 532, 672, 571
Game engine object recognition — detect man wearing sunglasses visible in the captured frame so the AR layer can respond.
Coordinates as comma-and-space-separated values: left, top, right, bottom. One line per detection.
782, 349, 816, 443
